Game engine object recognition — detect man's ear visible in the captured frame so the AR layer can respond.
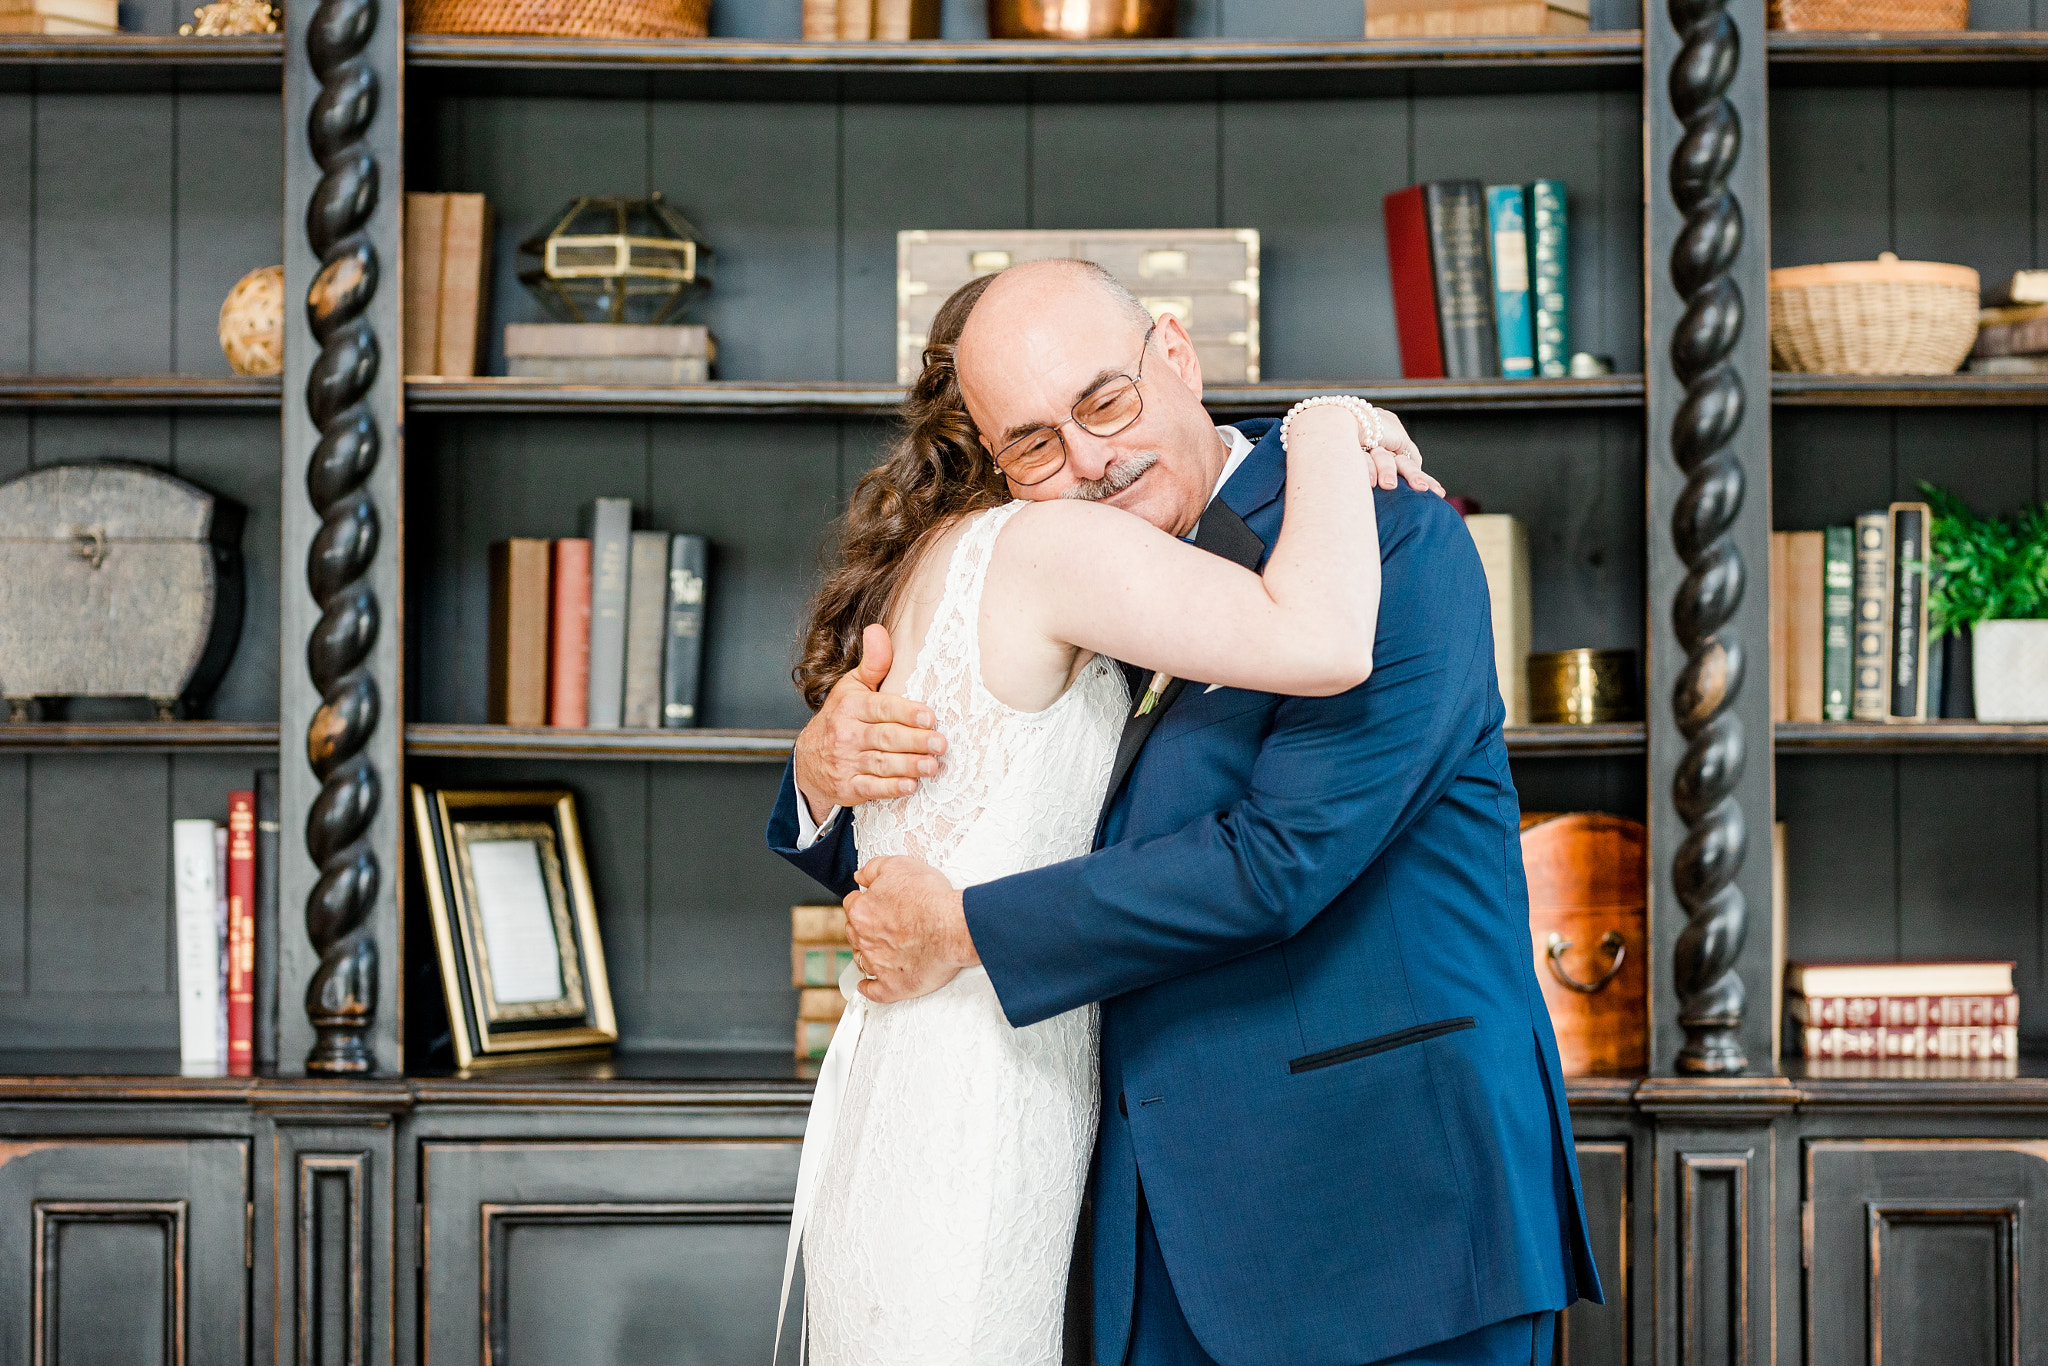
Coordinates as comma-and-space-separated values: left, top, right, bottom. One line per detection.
1155, 311, 1205, 402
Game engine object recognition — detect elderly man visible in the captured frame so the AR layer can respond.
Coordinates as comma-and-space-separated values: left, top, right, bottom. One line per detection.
769, 260, 1599, 1366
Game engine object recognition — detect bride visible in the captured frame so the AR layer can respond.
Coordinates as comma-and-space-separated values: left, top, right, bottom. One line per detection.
776, 260, 1428, 1364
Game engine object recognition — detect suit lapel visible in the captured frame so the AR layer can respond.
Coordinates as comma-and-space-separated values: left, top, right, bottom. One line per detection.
1096, 498, 1268, 831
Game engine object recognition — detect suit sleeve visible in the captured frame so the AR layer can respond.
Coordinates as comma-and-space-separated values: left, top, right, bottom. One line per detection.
965, 492, 1497, 1029
766, 759, 861, 899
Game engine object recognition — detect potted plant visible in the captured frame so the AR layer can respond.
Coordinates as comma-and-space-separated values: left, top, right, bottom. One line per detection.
1923, 483, 2048, 723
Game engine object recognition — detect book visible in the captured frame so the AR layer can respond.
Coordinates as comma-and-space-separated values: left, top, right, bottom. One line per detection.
1981, 268, 2048, 307
487, 538, 553, 727
0, 12, 119, 31
1365, 0, 1589, 34
1851, 511, 1890, 721
1463, 515, 1530, 725
836, 0, 871, 38
793, 904, 849, 942
1801, 1024, 2017, 1060
1966, 354, 2048, 375
584, 499, 634, 729
0, 0, 118, 23
1791, 994, 2019, 1028
802, 0, 837, 38
1771, 821, 1786, 1063
1484, 185, 1535, 378
1787, 960, 2015, 997
504, 357, 710, 384
1938, 627, 1976, 719
794, 943, 858, 988
1785, 530, 1824, 723
548, 539, 592, 727
662, 534, 709, 728
1425, 181, 1500, 379
799, 987, 847, 1022
225, 791, 256, 1077
1888, 500, 1932, 722
1821, 526, 1853, 721
799, 1021, 837, 1061
872, 0, 939, 37
621, 531, 672, 729
1978, 302, 2048, 327
437, 193, 494, 380
402, 192, 446, 377
1800, 1056, 2019, 1079
253, 769, 280, 1071
172, 819, 223, 1073
214, 826, 229, 1064
1971, 313, 2048, 358
503, 323, 714, 359
1382, 185, 1444, 379
1527, 179, 1570, 378
1769, 531, 1789, 723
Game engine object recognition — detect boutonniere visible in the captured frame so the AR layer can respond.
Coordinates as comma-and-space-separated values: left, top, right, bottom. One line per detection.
1135, 670, 1172, 716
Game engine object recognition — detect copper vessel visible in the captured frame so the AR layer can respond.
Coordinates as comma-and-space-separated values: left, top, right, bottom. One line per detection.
1526, 648, 1640, 724
987, 0, 1175, 38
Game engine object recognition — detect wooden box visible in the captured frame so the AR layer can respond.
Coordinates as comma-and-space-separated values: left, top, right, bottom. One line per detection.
896, 228, 1260, 384
1366, 0, 1589, 36
0, 462, 244, 719
1520, 812, 1647, 1076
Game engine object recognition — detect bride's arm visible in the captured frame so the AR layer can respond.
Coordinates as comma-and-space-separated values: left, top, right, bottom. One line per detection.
991, 404, 1382, 698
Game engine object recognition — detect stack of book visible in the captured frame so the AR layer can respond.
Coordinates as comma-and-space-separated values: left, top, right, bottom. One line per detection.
488, 498, 709, 730
794, 904, 854, 1061
802, 0, 936, 37
0, 0, 117, 31
1770, 501, 1965, 724
403, 192, 494, 379
505, 323, 714, 385
1789, 960, 2019, 1068
172, 775, 280, 1077
1366, 0, 1589, 37
1384, 179, 1571, 380
1968, 269, 2048, 375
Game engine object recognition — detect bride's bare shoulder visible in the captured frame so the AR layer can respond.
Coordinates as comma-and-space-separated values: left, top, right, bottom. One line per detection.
993, 499, 1137, 562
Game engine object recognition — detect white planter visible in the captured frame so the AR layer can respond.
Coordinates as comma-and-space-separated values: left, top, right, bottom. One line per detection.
1972, 620, 2048, 723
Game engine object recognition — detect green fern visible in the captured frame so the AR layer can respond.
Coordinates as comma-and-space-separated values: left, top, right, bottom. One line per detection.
1920, 483, 2048, 637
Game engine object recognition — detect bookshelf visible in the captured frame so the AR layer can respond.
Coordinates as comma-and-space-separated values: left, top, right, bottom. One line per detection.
1, 0, 2045, 1362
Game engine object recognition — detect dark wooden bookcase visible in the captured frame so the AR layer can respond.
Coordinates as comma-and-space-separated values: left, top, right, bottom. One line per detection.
2, 1, 2046, 1361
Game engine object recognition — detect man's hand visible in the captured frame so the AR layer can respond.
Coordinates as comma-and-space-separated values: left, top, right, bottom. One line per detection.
1364, 408, 1445, 497
844, 854, 979, 1004
793, 624, 948, 823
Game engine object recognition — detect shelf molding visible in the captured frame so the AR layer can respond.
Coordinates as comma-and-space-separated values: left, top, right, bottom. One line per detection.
0, 375, 282, 409
1767, 29, 2048, 62
403, 724, 799, 761
1771, 373, 2048, 406
1775, 721, 2048, 753
0, 722, 279, 752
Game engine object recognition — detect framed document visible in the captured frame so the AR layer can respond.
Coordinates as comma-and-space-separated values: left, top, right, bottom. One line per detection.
410, 786, 618, 1067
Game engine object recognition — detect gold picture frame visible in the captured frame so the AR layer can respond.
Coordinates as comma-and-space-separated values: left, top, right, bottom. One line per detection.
410, 786, 618, 1067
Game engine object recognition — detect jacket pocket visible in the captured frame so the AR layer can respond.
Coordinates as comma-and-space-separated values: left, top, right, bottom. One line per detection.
1288, 1016, 1477, 1075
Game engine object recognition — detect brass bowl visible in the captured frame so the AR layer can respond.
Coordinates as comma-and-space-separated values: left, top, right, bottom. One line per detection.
987, 0, 1175, 38
1528, 649, 1641, 725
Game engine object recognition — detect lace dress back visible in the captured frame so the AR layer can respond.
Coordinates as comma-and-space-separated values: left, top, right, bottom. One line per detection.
792, 501, 1128, 1366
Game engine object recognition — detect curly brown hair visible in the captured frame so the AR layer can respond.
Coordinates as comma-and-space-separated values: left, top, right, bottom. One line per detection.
792, 273, 1008, 709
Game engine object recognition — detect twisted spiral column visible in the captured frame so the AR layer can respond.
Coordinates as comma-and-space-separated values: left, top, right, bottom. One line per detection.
301, 0, 383, 1074
1666, 0, 1749, 1075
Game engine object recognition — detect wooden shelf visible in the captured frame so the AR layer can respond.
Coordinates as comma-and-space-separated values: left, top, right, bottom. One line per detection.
0, 722, 279, 753
1776, 721, 2048, 753
1503, 722, 1644, 755
0, 34, 281, 91
0, 374, 282, 410
1771, 372, 2048, 406
1769, 29, 2048, 71
405, 375, 1644, 417
403, 724, 800, 761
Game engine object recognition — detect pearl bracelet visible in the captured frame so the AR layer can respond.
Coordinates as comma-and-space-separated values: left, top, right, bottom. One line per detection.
1279, 394, 1384, 456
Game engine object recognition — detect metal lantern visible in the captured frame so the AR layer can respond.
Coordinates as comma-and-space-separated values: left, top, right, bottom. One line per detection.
516, 194, 712, 325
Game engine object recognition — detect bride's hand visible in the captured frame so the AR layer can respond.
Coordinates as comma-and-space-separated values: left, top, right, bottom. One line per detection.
1359, 407, 1443, 496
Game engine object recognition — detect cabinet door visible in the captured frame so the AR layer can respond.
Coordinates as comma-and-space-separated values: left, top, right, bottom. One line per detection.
1807, 1139, 2048, 1366
1559, 1140, 1632, 1366
0, 1137, 249, 1366
421, 1139, 798, 1366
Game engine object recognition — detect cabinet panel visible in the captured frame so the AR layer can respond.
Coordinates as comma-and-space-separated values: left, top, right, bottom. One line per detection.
0, 1137, 248, 1366
422, 1140, 797, 1366
1560, 1140, 1631, 1366
1807, 1139, 2048, 1366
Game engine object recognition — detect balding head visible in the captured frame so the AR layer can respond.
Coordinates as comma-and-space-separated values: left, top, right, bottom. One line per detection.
954, 259, 1227, 536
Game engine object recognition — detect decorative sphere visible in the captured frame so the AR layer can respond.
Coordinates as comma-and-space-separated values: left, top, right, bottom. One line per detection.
218, 265, 285, 377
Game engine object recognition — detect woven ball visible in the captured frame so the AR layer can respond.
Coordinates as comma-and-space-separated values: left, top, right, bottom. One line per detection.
218, 265, 285, 378
406, 0, 707, 37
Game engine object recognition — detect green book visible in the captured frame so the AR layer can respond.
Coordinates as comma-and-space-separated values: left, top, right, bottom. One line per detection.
1528, 179, 1570, 378
1822, 525, 1853, 721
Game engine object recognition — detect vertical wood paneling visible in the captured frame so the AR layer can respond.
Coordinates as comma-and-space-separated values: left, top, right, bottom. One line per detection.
1030, 104, 1221, 228
0, 94, 31, 372
171, 413, 283, 721
0, 757, 24, 994
172, 94, 284, 377
1776, 756, 1902, 962
33, 95, 174, 375
26, 755, 171, 998
1894, 87, 2034, 285
1767, 87, 1888, 270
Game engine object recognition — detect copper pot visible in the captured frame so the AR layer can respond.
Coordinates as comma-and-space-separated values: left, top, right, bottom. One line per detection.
988, 0, 1175, 38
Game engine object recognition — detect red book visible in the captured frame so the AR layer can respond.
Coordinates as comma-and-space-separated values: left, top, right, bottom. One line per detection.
549, 538, 593, 727
225, 791, 256, 1076
1383, 184, 1445, 380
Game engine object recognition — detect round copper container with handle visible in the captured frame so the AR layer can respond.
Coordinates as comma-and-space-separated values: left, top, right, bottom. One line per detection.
988, 0, 1175, 38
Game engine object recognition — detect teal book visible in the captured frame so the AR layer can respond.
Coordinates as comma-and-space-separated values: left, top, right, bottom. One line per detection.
1485, 185, 1536, 378
1528, 179, 1570, 378
1822, 525, 1853, 721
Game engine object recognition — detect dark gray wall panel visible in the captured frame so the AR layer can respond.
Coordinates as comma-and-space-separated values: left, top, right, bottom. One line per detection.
0, 95, 29, 373
1511, 756, 1647, 822
1776, 755, 1901, 963
33, 95, 173, 375
1031, 103, 1221, 229
171, 414, 283, 721
841, 103, 1030, 383
0, 758, 22, 995
1893, 87, 2033, 287
1771, 408, 1892, 529
173, 94, 284, 377
711, 0, 800, 37
1768, 87, 1887, 271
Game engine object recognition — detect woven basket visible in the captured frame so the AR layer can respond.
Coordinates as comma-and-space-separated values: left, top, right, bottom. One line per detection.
407, 0, 706, 37
1767, 0, 1965, 28
1769, 253, 1979, 375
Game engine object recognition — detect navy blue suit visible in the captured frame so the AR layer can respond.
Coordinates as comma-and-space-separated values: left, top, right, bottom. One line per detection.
768, 418, 1599, 1366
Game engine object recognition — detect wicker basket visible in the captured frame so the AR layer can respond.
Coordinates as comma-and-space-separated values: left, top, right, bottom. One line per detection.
1769, 252, 1980, 375
407, 0, 706, 37
1767, 0, 1965, 28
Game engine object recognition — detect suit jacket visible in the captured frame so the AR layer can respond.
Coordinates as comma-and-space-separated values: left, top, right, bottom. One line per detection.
767, 418, 1600, 1366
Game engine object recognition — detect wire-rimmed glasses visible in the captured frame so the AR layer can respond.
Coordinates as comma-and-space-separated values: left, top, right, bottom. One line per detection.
990, 322, 1158, 487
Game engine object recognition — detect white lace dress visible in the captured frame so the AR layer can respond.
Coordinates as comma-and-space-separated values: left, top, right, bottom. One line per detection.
778, 501, 1128, 1365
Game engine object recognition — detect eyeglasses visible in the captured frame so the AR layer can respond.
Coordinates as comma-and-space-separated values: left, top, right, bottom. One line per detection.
990, 322, 1158, 487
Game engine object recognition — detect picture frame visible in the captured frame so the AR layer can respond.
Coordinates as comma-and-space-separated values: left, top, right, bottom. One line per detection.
410, 786, 618, 1067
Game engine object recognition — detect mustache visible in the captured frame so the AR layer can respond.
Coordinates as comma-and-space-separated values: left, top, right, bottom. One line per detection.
1060, 450, 1161, 502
